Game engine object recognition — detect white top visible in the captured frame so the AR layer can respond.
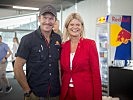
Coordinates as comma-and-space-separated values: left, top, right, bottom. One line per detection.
70, 52, 75, 70
69, 52, 75, 87
12, 42, 19, 61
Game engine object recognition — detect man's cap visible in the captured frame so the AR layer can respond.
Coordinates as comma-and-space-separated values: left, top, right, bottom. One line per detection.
39, 5, 57, 17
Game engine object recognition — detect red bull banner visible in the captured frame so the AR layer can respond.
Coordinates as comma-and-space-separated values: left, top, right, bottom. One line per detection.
106, 15, 131, 66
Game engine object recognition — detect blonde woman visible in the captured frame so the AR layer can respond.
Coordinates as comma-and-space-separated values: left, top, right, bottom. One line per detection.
60, 13, 102, 100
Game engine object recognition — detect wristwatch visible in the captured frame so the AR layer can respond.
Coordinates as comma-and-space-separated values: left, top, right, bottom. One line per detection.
24, 90, 32, 97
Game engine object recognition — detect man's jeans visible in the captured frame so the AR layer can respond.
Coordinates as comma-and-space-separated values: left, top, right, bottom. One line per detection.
24, 92, 59, 100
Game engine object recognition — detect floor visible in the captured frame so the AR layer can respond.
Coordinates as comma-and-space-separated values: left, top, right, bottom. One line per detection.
0, 62, 24, 100
0, 72, 24, 100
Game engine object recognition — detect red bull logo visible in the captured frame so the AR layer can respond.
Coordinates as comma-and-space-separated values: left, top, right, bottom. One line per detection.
117, 29, 131, 44
97, 16, 106, 24
110, 24, 131, 46
111, 16, 130, 23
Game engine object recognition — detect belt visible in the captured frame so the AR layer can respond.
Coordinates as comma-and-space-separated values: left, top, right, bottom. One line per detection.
39, 96, 59, 100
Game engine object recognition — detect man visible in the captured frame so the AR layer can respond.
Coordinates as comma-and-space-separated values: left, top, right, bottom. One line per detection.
14, 5, 61, 100
0, 35, 12, 93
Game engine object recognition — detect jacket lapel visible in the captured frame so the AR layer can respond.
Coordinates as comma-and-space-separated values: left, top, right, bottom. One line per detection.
72, 38, 83, 71
64, 41, 71, 70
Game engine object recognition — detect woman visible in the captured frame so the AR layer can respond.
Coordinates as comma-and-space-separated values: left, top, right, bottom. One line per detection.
53, 19, 63, 39
60, 13, 102, 100
12, 37, 19, 78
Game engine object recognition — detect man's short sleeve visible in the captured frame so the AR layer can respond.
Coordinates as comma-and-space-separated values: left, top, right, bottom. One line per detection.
16, 35, 31, 60
4, 44, 9, 52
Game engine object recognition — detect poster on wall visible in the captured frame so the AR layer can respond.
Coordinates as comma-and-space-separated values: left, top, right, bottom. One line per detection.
107, 15, 131, 66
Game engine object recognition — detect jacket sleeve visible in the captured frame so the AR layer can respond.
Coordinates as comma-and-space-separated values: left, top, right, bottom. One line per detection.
89, 40, 102, 100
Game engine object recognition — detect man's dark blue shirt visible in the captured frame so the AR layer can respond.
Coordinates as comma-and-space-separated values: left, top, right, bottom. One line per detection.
16, 27, 61, 97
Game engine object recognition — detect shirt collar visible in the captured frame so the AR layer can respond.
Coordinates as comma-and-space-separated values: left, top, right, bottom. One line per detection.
36, 26, 55, 39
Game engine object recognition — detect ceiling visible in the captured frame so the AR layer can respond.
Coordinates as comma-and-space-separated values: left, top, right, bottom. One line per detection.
0, 0, 83, 12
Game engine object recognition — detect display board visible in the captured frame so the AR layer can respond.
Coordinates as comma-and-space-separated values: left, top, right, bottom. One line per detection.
96, 15, 131, 96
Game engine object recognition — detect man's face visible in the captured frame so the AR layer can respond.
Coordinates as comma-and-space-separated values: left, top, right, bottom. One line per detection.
38, 13, 56, 33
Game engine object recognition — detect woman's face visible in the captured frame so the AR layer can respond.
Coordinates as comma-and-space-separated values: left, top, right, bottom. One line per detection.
68, 19, 82, 37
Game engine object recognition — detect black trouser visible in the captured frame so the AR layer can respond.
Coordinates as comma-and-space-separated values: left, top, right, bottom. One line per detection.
12, 60, 15, 78
12, 60, 15, 68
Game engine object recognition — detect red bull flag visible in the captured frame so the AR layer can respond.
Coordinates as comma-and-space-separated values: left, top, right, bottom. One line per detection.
106, 15, 131, 66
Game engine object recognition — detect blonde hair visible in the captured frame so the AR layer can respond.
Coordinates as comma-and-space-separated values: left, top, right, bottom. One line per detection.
63, 13, 85, 42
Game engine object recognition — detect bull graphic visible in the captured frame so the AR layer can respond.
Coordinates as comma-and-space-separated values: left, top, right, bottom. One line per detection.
117, 29, 131, 44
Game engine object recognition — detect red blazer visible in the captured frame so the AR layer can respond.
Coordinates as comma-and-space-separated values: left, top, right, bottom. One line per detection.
60, 38, 102, 100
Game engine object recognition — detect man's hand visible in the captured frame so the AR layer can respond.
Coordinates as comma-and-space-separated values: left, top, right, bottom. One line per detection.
1, 58, 7, 64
